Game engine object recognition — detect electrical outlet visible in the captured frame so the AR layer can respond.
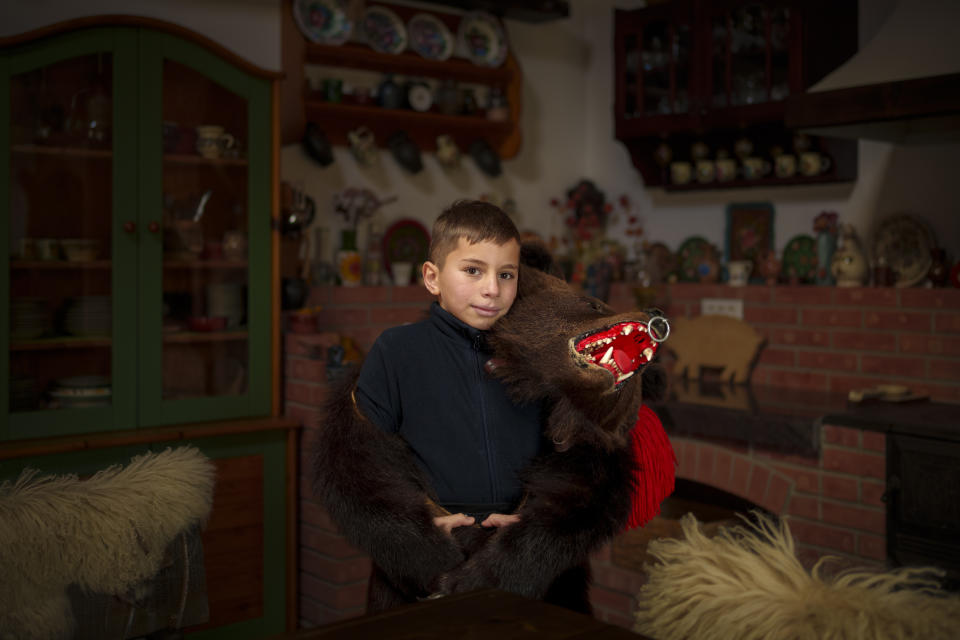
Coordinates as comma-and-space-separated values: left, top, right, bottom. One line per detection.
701, 298, 744, 319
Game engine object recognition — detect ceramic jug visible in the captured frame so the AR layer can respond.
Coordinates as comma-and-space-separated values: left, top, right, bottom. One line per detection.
831, 224, 868, 287
377, 74, 402, 109
727, 260, 753, 286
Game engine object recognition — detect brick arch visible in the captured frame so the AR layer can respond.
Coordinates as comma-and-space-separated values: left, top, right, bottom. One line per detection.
672, 437, 794, 515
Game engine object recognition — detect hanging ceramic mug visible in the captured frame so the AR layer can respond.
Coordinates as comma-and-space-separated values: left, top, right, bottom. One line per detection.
669, 161, 692, 185
348, 126, 377, 166
195, 125, 235, 159
774, 153, 797, 178
800, 151, 832, 176
435, 134, 460, 168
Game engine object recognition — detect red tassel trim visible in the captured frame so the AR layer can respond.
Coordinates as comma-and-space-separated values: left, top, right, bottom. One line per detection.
625, 404, 677, 531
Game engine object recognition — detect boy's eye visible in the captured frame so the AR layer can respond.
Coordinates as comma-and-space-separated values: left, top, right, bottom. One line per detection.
464, 266, 481, 275
499, 272, 515, 280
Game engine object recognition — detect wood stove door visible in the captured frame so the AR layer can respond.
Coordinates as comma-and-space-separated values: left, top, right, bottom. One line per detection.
886, 433, 960, 583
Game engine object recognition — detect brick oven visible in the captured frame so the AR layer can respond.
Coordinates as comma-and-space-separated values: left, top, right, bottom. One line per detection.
285, 281, 960, 630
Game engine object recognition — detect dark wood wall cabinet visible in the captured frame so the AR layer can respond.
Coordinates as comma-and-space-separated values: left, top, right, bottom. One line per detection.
282, 1, 522, 159
614, 0, 859, 190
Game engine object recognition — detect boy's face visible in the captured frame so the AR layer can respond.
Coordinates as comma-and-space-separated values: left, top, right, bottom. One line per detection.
423, 237, 520, 330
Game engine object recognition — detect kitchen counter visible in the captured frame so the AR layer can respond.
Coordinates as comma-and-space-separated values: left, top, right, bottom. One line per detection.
651, 378, 960, 455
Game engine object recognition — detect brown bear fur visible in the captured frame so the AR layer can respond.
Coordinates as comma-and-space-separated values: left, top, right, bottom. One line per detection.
312, 250, 668, 614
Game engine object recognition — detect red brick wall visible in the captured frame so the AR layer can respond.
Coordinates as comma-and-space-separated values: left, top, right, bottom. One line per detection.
285, 282, 959, 629
607, 283, 960, 403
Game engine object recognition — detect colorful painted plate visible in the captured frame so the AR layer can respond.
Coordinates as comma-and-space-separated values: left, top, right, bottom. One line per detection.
382, 218, 431, 275
407, 13, 454, 61
675, 236, 718, 283
781, 234, 817, 283
457, 11, 508, 67
293, 0, 353, 46
360, 5, 407, 55
872, 214, 934, 288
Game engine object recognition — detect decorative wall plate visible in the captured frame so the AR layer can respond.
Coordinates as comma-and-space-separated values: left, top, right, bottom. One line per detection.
407, 13, 454, 61
675, 236, 716, 283
781, 234, 817, 283
872, 214, 934, 288
360, 5, 407, 54
407, 82, 434, 112
293, 0, 353, 45
382, 218, 431, 275
457, 11, 508, 67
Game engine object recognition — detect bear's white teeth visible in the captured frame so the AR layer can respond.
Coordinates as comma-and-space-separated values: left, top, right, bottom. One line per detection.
600, 346, 614, 364
622, 324, 634, 335
617, 371, 635, 383
643, 347, 653, 361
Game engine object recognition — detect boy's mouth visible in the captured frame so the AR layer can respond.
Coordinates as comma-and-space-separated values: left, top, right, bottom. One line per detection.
572, 320, 662, 385
472, 305, 500, 316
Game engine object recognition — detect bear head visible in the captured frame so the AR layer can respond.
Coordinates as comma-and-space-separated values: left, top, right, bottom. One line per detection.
488, 248, 668, 453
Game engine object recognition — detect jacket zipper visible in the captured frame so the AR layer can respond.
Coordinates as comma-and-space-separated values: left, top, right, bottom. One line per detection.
473, 334, 498, 500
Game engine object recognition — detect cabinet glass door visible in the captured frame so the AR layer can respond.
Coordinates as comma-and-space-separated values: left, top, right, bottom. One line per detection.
160, 58, 250, 403
3, 30, 138, 438
710, 3, 793, 109
138, 32, 270, 426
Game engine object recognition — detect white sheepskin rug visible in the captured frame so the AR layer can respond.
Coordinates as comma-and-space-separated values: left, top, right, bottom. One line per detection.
0, 446, 215, 640
635, 513, 960, 640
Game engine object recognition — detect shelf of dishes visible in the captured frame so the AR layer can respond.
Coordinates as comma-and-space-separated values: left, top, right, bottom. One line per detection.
305, 42, 513, 85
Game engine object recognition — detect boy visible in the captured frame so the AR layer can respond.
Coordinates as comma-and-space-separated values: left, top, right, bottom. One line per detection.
332, 199, 545, 609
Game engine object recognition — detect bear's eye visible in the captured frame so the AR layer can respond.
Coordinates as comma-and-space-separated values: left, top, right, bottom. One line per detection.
581, 297, 605, 313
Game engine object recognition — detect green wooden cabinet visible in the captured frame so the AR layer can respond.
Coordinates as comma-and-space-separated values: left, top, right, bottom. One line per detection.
2, 25, 273, 440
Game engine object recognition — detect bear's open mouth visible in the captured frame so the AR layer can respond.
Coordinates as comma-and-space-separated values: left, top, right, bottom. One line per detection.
572, 321, 658, 385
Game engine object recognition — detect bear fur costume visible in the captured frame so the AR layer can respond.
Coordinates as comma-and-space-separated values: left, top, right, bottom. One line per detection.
312, 245, 673, 614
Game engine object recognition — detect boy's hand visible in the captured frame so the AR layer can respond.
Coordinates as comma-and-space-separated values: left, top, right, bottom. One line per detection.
433, 513, 475, 535
480, 513, 520, 528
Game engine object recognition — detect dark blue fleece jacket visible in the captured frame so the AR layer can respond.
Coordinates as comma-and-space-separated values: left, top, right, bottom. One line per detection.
354, 302, 545, 513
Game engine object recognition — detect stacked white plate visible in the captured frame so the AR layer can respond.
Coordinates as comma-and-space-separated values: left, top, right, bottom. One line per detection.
64, 296, 111, 337
48, 375, 112, 409
10, 298, 50, 340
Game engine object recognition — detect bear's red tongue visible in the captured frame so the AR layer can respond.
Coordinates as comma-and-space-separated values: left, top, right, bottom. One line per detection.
613, 345, 637, 373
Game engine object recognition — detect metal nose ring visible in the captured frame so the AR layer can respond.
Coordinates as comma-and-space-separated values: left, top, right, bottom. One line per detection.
647, 316, 670, 343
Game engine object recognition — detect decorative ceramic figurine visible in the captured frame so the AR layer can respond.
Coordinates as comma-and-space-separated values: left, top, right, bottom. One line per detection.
756, 248, 781, 285
830, 224, 868, 287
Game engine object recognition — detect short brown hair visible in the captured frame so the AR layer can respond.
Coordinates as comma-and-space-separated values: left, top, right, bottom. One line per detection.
428, 199, 520, 266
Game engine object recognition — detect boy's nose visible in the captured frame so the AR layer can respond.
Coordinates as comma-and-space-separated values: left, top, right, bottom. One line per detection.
481, 273, 500, 296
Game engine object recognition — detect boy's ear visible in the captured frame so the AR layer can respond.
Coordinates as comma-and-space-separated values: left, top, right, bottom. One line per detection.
422, 260, 440, 295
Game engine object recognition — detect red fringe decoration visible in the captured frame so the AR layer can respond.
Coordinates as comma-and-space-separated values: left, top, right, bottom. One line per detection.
625, 404, 677, 531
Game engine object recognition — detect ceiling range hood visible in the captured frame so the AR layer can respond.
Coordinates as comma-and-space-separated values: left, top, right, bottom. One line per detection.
785, 0, 960, 145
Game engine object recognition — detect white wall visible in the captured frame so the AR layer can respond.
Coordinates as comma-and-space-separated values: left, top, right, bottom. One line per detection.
0, 0, 282, 71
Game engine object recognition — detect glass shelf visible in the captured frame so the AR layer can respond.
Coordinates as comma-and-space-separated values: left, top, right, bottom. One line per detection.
10, 337, 112, 351
11, 143, 112, 159
163, 330, 248, 344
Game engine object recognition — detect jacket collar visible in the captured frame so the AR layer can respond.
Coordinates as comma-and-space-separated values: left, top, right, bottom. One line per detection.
429, 302, 489, 351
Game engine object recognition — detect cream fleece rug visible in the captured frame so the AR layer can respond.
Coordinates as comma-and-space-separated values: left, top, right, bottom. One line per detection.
0, 446, 215, 640
635, 513, 960, 640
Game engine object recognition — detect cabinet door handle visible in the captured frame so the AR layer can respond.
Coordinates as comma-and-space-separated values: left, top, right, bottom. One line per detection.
148, 221, 160, 233
123, 221, 136, 233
